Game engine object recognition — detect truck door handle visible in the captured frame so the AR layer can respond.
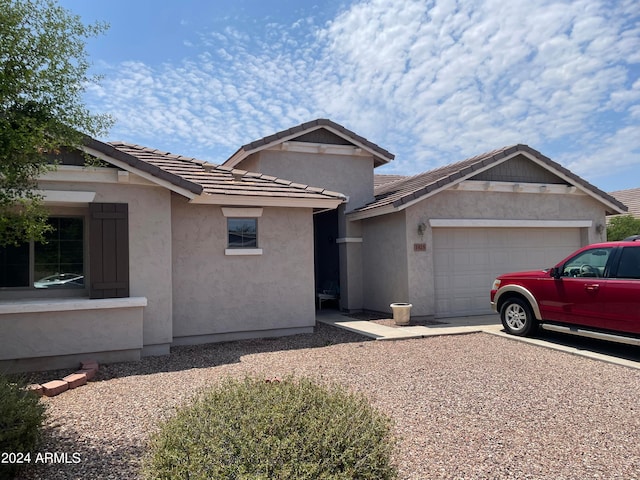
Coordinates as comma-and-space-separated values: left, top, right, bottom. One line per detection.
585, 284, 599, 291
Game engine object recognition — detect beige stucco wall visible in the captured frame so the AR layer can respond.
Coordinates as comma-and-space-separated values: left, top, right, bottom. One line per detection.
0, 298, 145, 373
356, 190, 609, 317
402, 189, 608, 316
248, 150, 375, 212
237, 150, 374, 312
9, 177, 174, 355
170, 196, 316, 343
338, 217, 364, 311
418, 190, 607, 229
92, 182, 174, 353
361, 210, 409, 314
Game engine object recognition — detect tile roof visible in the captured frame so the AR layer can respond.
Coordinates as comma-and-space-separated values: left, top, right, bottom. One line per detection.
225, 118, 395, 167
83, 136, 204, 195
112, 142, 346, 201
373, 174, 408, 187
358, 144, 627, 214
90, 139, 346, 202
610, 187, 640, 218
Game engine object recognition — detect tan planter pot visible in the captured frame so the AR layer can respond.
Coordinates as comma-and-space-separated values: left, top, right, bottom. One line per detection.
390, 303, 412, 325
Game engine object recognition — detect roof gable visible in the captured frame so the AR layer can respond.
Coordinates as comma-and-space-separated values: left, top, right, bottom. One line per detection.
470, 155, 568, 185
353, 145, 627, 218
223, 118, 395, 168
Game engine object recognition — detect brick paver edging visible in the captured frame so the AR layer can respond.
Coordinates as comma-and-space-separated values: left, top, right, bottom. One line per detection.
26, 360, 99, 397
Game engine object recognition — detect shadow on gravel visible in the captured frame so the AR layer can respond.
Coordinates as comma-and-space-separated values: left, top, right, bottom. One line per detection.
22, 323, 371, 384
18, 428, 145, 480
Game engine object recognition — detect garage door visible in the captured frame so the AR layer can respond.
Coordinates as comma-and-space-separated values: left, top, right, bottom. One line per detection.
433, 227, 582, 317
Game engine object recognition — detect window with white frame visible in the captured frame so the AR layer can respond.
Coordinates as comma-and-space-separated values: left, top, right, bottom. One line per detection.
221, 207, 263, 255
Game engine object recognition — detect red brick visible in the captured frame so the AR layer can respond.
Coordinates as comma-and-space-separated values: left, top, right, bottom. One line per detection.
26, 384, 44, 396
75, 368, 96, 381
62, 373, 87, 389
42, 380, 69, 397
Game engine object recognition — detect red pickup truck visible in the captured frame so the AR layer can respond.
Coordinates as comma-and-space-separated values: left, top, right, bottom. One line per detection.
490, 238, 640, 345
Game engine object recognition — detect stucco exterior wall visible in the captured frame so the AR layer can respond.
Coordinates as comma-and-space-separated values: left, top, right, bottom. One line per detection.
252, 150, 375, 212
170, 196, 316, 343
0, 298, 145, 373
420, 190, 607, 229
235, 149, 373, 313
361, 210, 409, 314
92, 182, 174, 353
402, 189, 608, 315
25, 178, 174, 354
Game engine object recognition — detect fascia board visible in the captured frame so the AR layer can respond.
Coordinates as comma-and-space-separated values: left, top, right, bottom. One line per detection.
189, 194, 344, 209
346, 204, 397, 221
224, 126, 326, 168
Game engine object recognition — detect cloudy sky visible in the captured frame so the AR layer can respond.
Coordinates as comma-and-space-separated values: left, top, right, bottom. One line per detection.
59, 0, 639, 192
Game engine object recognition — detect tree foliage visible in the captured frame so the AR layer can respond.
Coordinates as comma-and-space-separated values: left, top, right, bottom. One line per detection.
0, 0, 112, 246
607, 215, 640, 241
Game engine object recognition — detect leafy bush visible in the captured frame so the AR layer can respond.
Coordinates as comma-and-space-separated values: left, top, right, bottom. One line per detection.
607, 215, 640, 241
143, 377, 397, 480
0, 375, 47, 479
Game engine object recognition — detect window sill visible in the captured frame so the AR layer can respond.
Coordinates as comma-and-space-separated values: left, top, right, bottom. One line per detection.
0, 297, 148, 315
225, 248, 263, 256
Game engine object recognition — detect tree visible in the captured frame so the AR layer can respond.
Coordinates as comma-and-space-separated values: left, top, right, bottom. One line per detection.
607, 215, 640, 241
0, 0, 112, 246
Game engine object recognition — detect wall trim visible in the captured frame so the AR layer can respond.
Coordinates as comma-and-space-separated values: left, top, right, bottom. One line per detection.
225, 248, 263, 256
38, 190, 96, 206
0, 297, 147, 315
221, 207, 264, 218
336, 237, 363, 243
429, 219, 593, 228
452, 180, 586, 195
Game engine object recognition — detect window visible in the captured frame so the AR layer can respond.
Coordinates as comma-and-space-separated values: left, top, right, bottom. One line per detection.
562, 247, 613, 278
616, 247, 640, 279
221, 207, 263, 256
227, 218, 257, 248
0, 217, 84, 289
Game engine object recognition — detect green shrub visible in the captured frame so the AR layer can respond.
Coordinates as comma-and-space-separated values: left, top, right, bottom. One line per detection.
0, 375, 47, 480
143, 377, 397, 480
607, 215, 640, 241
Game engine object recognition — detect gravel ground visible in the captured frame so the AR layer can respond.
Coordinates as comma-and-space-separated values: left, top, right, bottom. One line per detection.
17, 323, 640, 480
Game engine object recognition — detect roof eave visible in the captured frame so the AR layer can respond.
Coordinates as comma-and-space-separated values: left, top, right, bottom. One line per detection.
189, 193, 345, 209
80, 136, 204, 198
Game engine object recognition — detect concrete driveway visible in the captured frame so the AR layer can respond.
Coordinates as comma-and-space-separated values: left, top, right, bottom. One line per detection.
317, 311, 640, 370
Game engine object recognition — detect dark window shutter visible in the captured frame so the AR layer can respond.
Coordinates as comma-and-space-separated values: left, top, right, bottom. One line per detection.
89, 203, 129, 299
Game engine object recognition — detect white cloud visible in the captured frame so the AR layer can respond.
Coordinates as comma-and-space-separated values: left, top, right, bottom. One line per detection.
86, 0, 639, 188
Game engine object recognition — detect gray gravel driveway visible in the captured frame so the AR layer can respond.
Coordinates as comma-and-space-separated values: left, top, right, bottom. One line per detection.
20, 324, 640, 479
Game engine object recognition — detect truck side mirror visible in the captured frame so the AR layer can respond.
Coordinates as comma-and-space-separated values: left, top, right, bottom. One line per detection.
549, 267, 561, 279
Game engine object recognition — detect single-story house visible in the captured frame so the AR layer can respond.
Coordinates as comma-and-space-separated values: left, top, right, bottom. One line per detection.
0, 134, 345, 372
0, 119, 628, 372
222, 119, 627, 318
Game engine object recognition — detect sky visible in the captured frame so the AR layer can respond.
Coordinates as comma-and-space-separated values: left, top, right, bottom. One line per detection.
57, 0, 640, 193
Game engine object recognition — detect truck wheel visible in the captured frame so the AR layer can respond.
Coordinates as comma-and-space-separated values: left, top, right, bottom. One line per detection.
500, 297, 536, 336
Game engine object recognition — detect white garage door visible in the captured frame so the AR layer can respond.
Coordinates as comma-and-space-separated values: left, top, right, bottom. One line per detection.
433, 227, 582, 317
